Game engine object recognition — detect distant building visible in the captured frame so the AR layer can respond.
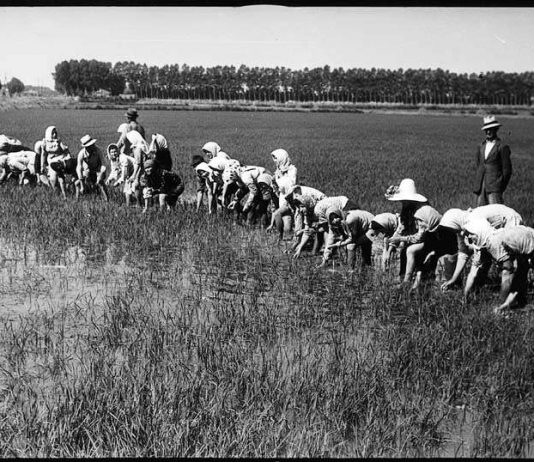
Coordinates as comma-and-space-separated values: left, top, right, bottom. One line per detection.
93, 88, 111, 98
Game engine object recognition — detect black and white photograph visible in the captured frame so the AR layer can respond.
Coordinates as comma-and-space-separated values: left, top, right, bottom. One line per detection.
1, 3, 534, 457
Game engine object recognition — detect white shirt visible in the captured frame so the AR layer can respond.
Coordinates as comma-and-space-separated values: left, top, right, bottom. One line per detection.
484, 140, 496, 160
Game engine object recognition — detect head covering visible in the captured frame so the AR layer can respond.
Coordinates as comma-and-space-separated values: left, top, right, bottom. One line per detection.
414, 205, 442, 232
439, 208, 469, 232
150, 133, 168, 152
195, 162, 213, 175
370, 212, 398, 236
386, 178, 427, 203
126, 130, 148, 152
125, 108, 139, 119
326, 207, 345, 226
80, 134, 97, 148
45, 126, 57, 141
271, 148, 293, 172
191, 154, 205, 167
202, 141, 221, 158
208, 156, 228, 172
257, 172, 273, 187
463, 217, 495, 249
107, 143, 119, 156
481, 115, 501, 131
143, 159, 156, 170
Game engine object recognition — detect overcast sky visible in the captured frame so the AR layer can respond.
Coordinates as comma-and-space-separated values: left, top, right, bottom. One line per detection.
2, 6, 534, 88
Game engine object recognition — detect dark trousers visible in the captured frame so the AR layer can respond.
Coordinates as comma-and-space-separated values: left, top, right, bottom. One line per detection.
476, 178, 504, 206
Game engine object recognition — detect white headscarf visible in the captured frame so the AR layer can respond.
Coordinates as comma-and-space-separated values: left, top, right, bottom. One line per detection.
107, 143, 119, 158
271, 148, 292, 172
45, 126, 57, 141
463, 217, 495, 249
371, 212, 399, 237
414, 205, 442, 232
202, 142, 221, 158
208, 157, 228, 172
150, 133, 168, 152
195, 162, 213, 175
439, 208, 469, 232
257, 172, 273, 187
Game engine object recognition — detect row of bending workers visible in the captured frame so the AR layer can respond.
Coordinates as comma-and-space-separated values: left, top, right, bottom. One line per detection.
195, 140, 530, 316
191, 115, 528, 316
1, 112, 530, 315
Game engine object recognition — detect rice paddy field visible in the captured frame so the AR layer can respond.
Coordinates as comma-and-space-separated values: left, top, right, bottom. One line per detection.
0, 108, 533, 457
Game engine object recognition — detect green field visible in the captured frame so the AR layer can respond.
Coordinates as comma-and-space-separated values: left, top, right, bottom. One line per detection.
0, 109, 533, 457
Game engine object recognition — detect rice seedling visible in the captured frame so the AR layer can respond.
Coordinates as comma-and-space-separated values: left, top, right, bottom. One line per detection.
0, 109, 533, 456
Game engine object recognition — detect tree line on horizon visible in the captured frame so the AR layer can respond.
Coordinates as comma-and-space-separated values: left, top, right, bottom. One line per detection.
53, 59, 534, 106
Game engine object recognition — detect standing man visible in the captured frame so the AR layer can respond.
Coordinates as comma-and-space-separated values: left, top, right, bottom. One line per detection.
473, 115, 512, 206
116, 107, 146, 155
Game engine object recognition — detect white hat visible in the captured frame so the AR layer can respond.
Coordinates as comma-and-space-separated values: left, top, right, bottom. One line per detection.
481, 115, 502, 131
386, 178, 427, 203
80, 134, 97, 147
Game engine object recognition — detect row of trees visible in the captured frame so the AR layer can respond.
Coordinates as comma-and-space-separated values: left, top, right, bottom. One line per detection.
54, 59, 534, 106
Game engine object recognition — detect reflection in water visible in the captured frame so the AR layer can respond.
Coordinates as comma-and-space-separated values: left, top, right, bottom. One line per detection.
0, 239, 134, 316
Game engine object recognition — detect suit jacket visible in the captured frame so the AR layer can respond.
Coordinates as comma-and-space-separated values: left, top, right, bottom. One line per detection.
473, 138, 512, 194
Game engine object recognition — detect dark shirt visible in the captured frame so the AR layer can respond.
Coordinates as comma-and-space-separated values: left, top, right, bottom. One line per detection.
145, 169, 182, 195
154, 148, 172, 171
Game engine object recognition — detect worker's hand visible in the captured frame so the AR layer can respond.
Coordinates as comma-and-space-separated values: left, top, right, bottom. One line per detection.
440, 280, 455, 292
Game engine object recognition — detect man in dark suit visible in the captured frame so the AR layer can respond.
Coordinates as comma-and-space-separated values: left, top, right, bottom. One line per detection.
473, 115, 512, 206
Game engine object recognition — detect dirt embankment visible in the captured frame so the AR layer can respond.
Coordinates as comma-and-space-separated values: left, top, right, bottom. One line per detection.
1, 94, 533, 118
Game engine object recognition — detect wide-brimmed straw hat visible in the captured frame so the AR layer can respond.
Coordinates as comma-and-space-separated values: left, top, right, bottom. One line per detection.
386, 178, 427, 203
80, 134, 97, 148
125, 108, 139, 119
481, 115, 502, 131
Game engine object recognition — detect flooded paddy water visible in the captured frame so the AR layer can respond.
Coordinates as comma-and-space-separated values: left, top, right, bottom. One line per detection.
0, 220, 497, 457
